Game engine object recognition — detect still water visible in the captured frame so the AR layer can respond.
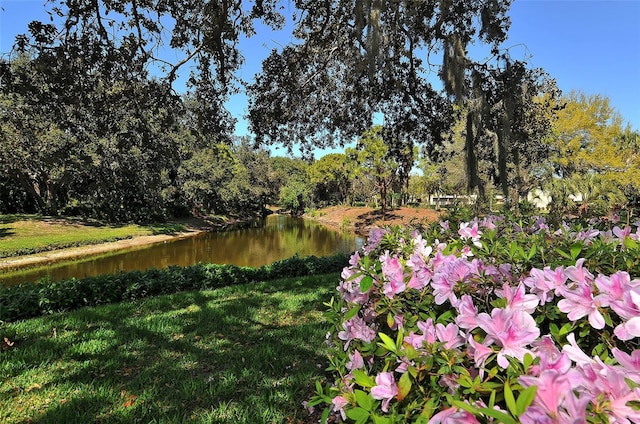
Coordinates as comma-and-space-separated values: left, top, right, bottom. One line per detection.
0, 215, 364, 286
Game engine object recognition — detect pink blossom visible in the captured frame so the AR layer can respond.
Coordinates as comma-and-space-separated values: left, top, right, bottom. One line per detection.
338, 316, 377, 350
497, 283, 539, 314
331, 395, 349, 421
613, 225, 632, 242
519, 369, 585, 420
467, 335, 493, 369
370, 372, 398, 412
557, 283, 609, 329
435, 323, 464, 350
595, 365, 640, 423
403, 319, 437, 349
613, 348, 640, 384
531, 336, 573, 375
614, 316, 640, 341
406, 252, 433, 290
380, 252, 406, 299
337, 269, 370, 304
427, 406, 480, 424
476, 308, 540, 368
564, 258, 594, 286
524, 266, 567, 304
346, 349, 365, 370
431, 257, 471, 305
454, 295, 479, 330
562, 333, 598, 369
458, 221, 483, 248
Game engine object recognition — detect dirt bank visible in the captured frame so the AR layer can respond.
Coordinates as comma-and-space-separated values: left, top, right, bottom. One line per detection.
304, 206, 442, 235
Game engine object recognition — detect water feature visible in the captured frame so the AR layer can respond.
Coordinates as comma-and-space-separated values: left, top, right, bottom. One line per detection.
0, 215, 364, 286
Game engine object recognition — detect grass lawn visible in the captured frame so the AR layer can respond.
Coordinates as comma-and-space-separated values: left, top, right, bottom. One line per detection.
0, 273, 338, 423
0, 215, 186, 258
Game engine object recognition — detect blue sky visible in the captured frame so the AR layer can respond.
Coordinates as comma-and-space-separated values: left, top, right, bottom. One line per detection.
1, 0, 639, 145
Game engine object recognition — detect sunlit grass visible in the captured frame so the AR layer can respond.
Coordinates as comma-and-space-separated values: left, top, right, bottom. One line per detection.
0, 217, 153, 258
0, 273, 338, 423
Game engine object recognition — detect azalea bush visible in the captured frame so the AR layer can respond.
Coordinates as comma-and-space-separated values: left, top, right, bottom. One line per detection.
310, 214, 640, 423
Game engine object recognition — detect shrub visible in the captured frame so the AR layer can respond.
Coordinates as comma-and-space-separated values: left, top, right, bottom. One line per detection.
0, 253, 349, 322
311, 215, 640, 423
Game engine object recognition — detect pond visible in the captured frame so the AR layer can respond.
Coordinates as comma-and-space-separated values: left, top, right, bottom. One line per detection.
0, 215, 365, 286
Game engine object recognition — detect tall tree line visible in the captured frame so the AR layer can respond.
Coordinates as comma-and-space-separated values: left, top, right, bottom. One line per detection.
3, 0, 633, 221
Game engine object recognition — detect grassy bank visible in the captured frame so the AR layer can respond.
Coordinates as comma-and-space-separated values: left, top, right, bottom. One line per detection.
0, 273, 338, 423
0, 215, 188, 258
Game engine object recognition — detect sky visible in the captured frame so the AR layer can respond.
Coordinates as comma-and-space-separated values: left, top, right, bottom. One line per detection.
1, 0, 639, 152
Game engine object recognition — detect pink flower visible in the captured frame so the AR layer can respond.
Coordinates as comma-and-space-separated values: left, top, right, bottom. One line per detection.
455, 294, 479, 330
406, 252, 433, 290
331, 395, 349, 421
371, 372, 398, 412
614, 316, 640, 341
467, 335, 493, 369
557, 283, 609, 329
519, 369, 583, 419
612, 348, 640, 384
564, 258, 594, 286
338, 316, 377, 350
497, 283, 539, 314
458, 221, 483, 248
346, 349, 365, 370
428, 406, 480, 423
435, 323, 464, 350
431, 257, 471, 305
476, 308, 540, 368
380, 252, 406, 299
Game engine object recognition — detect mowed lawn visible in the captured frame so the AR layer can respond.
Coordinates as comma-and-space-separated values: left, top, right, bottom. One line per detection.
0, 215, 182, 258
0, 274, 338, 423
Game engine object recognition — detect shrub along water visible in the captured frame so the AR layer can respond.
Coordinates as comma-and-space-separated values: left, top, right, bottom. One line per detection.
0, 253, 348, 322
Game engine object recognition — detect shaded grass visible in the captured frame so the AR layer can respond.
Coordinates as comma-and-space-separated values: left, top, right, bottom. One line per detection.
0, 273, 339, 423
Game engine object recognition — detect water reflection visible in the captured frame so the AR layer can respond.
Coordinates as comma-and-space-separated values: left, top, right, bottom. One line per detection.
0, 215, 364, 286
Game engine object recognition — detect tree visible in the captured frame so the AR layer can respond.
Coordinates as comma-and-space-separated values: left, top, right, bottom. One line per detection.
248, 1, 511, 156
346, 126, 398, 217
307, 153, 351, 206
547, 92, 639, 214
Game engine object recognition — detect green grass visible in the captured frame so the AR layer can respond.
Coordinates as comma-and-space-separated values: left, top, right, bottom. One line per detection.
0, 273, 338, 423
0, 216, 155, 258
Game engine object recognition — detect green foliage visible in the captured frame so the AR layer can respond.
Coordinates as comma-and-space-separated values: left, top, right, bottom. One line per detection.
0, 253, 349, 322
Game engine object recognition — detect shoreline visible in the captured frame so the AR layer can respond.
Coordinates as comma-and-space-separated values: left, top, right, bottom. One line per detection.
0, 207, 441, 274
0, 229, 205, 273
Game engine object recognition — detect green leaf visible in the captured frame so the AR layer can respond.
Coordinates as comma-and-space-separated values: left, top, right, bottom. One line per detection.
397, 372, 412, 401
386, 312, 395, 329
353, 369, 375, 388
570, 242, 583, 259
488, 390, 496, 409
360, 275, 374, 292
504, 381, 517, 417
372, 414, 392, 424
315, 380, 323, 394
554, 248, 572, 260
355, 389, 374, 411
477, 407, 517, 424
523, 353, 534, 373
345, 305, 361, 320
346, 407, 370, 423
559, 322, 574, 336
321, 407, 330, 424
378, 332, 397, 353
449, 399, 477, 414
624, 236, 638, 249
527, 244, 537, 260
516, 385, 538, 415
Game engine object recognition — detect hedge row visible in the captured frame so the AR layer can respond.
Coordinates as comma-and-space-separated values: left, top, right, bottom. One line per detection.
0, 253, 349, 322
